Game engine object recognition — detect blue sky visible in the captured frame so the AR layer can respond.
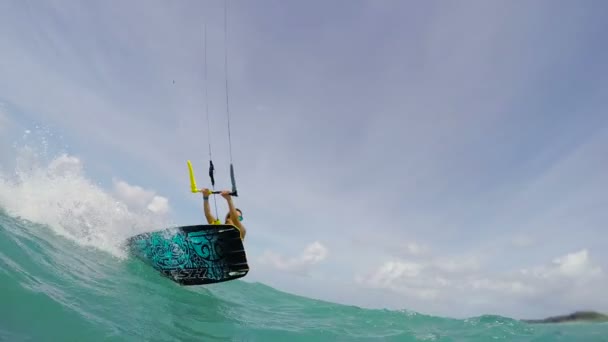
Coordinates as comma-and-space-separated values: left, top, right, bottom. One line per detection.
1, 0, 608, 319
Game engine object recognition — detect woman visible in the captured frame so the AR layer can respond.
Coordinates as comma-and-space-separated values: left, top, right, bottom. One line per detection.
200, 188, 246, 240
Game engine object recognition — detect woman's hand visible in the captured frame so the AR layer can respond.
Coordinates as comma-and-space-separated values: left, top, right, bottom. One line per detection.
220, 190, 232, 199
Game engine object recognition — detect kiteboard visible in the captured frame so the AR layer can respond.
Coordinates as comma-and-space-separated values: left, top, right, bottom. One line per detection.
126, 224, 248, 285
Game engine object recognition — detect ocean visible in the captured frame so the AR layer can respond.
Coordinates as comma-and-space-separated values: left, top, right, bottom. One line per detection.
3, 208, 608, 341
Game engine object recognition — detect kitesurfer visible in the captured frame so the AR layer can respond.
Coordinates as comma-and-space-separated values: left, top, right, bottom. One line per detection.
200, 188, 246, 239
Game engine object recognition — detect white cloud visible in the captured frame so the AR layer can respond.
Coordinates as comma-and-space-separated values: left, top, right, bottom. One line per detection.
355, 260, 439, 300
365, 260, 424, 288
355, 248, 606, 316
147, 196, 169, 215
356, 259, 445, 301
112, 179, 170, 215
301, 241, 329, 263
468, 278, 536, 296
553, 249, 601, 277
113, 180, 154, 207
258, 241, 328, 275
522, 249, 603, 280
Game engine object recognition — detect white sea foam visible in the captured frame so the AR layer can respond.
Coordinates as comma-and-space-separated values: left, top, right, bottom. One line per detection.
0, 135, 172, 258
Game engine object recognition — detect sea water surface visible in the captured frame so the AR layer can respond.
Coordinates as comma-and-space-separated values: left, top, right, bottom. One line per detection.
3, 211, 608, 342
1, 146, 608, 341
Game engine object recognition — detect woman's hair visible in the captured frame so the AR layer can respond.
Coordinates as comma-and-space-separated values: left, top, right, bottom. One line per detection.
225, 208, 242, 221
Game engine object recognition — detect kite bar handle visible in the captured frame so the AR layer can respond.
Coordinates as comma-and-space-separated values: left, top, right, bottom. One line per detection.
209, 190, 238, 196
187, 160, 238, 197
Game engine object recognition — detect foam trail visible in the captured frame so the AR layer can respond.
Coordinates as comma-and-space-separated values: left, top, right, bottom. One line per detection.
0, 138, 171, 258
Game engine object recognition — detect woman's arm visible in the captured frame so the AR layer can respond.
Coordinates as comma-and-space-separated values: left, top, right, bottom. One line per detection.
201, 188, 217, 224
221, 190, 246, 239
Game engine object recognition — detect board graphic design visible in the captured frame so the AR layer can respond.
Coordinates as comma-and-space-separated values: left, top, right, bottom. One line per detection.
127, 224, 248, 285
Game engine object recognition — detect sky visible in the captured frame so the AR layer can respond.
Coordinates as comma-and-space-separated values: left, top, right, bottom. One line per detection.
1, 0, 608, 319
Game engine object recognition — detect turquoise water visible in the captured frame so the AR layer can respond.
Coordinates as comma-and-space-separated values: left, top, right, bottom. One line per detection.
2, 210, 608, 341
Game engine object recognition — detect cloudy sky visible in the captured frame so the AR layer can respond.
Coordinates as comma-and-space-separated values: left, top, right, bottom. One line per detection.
1, 0, 608, 319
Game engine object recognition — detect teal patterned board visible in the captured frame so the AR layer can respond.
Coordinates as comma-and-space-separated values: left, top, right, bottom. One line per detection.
126, 224, 249, 285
